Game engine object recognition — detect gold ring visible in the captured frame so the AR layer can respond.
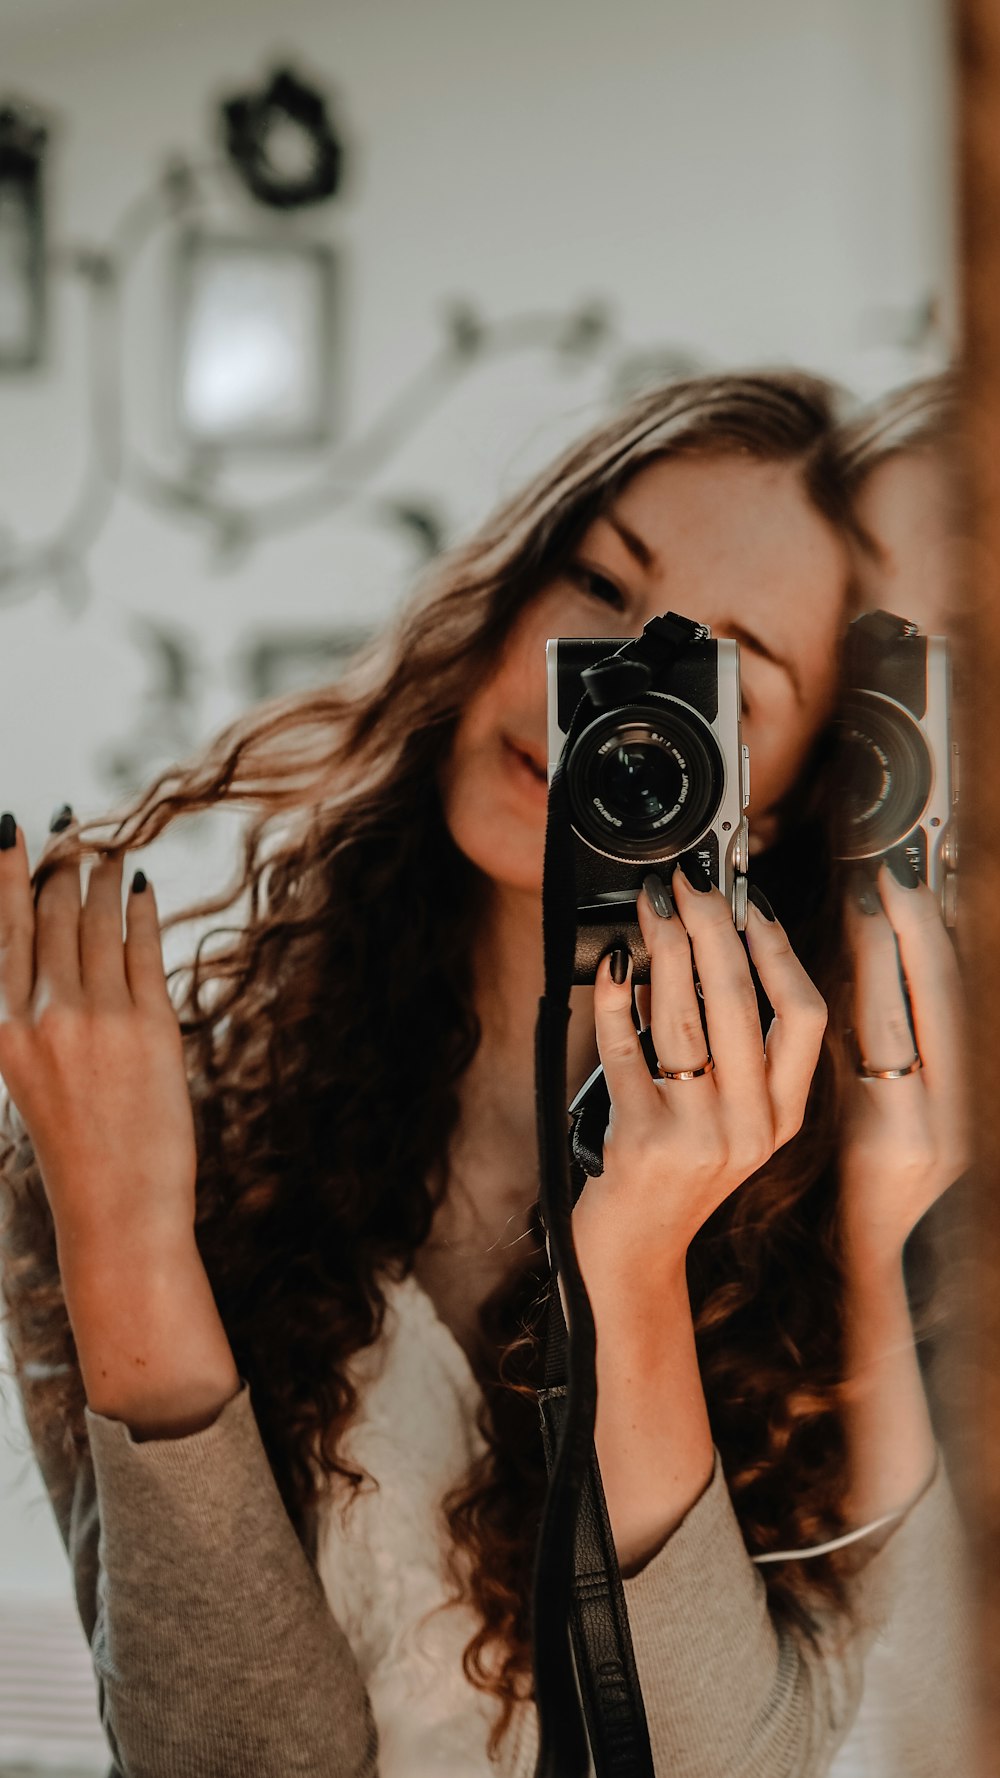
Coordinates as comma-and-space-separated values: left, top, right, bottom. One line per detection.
856, 1054, 922, 1080
657, 1055, 715, 1081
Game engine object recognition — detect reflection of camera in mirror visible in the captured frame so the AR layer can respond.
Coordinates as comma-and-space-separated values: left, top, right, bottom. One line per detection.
545, 613, 751, 983
836, 608, 958, 924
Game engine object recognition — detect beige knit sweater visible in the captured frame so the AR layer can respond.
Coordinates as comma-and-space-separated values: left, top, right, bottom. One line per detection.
27, 1285, 974, 1778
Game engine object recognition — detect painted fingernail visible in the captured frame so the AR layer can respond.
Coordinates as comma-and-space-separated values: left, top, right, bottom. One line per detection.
642, 871, 674, 919
747, 884, 777, 922
850, 868, 881, 916
0, 812, 16, 850
48, 803, 74, 834
677, 851, 714, 893
885, 847, 921, 890
608, 945, 629, 985
131, 869, 148, 894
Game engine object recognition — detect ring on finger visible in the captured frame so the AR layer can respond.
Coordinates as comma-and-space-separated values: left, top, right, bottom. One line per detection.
856, 1053, 922, 1080
657, 1054, 715, 1081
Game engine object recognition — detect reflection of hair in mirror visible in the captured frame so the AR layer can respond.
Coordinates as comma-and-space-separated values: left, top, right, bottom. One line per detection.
1, 370, 875, 1754
834, 371, 962, 634
837, 372, 959, 489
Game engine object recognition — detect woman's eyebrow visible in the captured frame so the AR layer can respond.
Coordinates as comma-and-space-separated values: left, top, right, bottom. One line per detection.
605, 514, 659, 571
602, 512, 804, 706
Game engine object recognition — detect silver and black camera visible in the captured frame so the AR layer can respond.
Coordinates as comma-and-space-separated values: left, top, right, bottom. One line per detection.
545, 612, 751, 983
836, 608, 958, 924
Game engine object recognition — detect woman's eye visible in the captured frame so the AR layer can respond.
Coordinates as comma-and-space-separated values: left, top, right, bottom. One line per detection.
569, 564, 626, 611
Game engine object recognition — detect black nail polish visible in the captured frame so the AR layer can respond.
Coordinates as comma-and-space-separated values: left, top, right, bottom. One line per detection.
0, 812, 16, 851
131, 869, 148, 894
678, 851, 714, 893
747, 884, 777, 922
850, 868, 881, 916
642, 871, 674, 919
49, 803, 73, 834
609, 945, 629, 985
885, 847, 921, 890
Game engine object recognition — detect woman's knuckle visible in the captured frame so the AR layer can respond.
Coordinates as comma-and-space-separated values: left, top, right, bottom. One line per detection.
34, 1000, 80, 1047
739, 1124, 774, 1174
884, 1013, 915, 1050
675, 1013, 706, 1050
692, 1128, 728, 1176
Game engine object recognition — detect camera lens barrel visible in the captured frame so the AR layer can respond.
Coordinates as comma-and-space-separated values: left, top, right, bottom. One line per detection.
836, 691, 933, 858
565, 695, 726, 863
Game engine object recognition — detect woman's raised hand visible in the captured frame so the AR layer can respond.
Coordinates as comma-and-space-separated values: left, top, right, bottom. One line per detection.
572, 857, 829, 1296
0, 814, 239, 1435
0, 818, 198, 1255
839, 857, 968, 1269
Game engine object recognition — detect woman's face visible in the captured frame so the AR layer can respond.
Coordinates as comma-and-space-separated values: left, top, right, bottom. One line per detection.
852, 449, 955, 636
441, 452, 851, 893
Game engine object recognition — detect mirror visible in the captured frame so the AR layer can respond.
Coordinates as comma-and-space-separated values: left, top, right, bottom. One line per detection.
0, 3, 978, 1775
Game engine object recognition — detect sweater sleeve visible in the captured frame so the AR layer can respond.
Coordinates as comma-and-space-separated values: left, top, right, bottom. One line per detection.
49, 1382, 379, 1778
619, 1445, 972, 1778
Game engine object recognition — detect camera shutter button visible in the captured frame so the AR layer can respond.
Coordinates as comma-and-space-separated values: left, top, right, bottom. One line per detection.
732, 815, 749, 874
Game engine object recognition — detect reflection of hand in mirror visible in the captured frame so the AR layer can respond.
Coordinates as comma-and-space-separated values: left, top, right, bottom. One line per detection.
840, 856, 968, 1266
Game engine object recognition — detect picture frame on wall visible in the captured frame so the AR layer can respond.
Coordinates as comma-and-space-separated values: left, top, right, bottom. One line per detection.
174, 229, 339, 451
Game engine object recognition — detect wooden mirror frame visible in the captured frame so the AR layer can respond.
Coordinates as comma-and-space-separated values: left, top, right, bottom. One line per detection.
957, 5, 1000, 1771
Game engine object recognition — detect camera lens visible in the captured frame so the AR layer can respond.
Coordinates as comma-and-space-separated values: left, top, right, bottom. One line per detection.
565, 697, 725, 862
835, 692, 932, 858
597, 742, 685, 826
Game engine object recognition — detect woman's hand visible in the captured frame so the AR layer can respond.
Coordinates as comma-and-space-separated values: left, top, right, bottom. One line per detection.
572, 858, 829, 1301
840, 857, 968, 1271
0, 814, 239, 1435
0, 821, 198, 1255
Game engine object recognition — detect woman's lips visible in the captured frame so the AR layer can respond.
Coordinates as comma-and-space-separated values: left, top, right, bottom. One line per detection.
501, 734, 549, 802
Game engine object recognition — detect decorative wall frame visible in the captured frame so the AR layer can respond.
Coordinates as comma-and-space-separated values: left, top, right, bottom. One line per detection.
174, 229, 339, 451
0, 99, 49, 372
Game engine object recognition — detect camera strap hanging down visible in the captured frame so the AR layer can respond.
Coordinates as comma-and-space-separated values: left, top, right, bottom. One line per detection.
531, 613, 707, 1778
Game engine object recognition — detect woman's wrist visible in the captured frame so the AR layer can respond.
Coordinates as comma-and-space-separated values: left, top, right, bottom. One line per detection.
840, 1208, 907, 1293
59, 1226, 241, 1439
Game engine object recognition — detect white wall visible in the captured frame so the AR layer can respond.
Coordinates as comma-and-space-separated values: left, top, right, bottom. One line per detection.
0, 0, 954, 1657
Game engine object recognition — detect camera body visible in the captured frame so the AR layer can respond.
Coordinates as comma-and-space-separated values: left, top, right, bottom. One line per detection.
546, 613, 750, 983
837, 609, 958, 924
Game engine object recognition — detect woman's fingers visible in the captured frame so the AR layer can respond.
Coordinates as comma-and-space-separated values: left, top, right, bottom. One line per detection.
0, 819, 36, 1021
80, 853, 130, 1005
592, 949, 659, 1126
743, 894, 829, 1148
669, 858, 768, 1116
124, 873, 174, 1013
635, 873, 714, 1082
845, 871, 918, 1071
32, 855, 84, 1013
874, 862, 965, 1093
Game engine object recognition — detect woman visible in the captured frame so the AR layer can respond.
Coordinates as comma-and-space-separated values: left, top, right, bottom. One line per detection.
838, 373, 959, 634
0, 372, 969, 1777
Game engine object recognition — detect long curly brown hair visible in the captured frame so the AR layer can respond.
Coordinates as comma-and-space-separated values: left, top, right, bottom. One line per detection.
2, 370, 868, 1760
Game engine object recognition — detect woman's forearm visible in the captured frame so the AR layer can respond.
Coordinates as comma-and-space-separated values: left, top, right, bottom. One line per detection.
588, 1256, 715, 1577
840, 1231, 937, 1525
58, 1221, 241, 1439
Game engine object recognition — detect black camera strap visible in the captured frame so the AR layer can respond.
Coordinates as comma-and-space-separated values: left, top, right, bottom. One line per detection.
531, 613, 706, 1778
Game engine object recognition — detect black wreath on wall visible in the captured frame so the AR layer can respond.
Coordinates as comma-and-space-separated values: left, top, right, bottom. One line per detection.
220, 67, 345, 210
